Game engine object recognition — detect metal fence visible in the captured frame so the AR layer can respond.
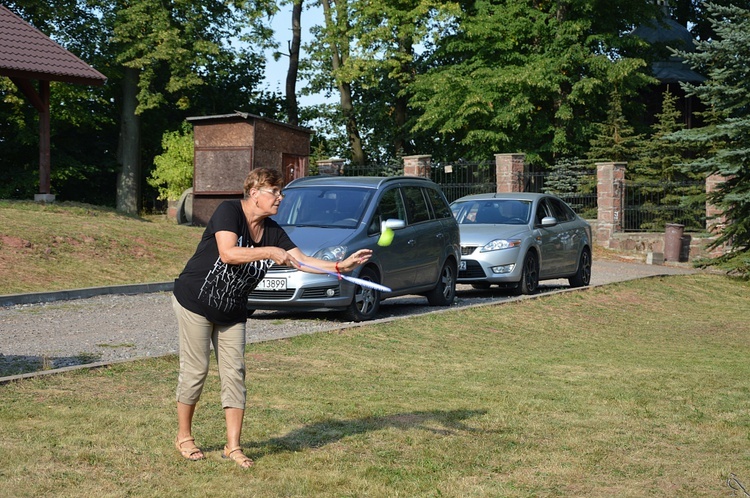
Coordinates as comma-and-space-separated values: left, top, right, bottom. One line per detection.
316, 161, 497, 203
521, 171, 599, 219
623, 179, 705, 232
312, 161, 707, 233
337, 163, 404, 177
430, 161, 496, 203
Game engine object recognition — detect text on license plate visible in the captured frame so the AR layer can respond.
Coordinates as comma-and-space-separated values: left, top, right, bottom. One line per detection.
459, 260, 466, 271
257, 278, 287, 291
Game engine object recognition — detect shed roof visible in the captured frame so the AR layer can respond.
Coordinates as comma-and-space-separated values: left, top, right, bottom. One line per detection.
0, 4, 106, 86
187, 111, 314, 134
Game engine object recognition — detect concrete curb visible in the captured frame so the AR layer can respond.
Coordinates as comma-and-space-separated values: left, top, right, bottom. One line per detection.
0, 282, 174, 307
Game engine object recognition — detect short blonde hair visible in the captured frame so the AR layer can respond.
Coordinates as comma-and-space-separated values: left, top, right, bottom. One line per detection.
243, 168, 284, 197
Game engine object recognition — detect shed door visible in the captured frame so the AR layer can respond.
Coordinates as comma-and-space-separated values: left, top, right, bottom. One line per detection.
283, 154, 307, 184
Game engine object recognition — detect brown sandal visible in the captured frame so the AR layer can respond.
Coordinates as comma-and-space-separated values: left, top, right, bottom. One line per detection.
223, 445, 254, 468
175, 436, 205, 461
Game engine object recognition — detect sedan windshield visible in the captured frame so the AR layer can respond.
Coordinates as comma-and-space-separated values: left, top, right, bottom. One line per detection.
273, 187, 373, 228
451, 199, 532, 225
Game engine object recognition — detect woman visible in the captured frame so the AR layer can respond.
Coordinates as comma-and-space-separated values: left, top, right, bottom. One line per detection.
172, 167, 371, 468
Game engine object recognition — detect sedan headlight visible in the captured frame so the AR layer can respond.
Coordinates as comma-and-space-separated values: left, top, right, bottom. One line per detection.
312, 245, 348, 261
481, 239, 521, 252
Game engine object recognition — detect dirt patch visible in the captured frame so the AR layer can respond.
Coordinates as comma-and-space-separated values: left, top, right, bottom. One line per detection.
0, 235, 32, 249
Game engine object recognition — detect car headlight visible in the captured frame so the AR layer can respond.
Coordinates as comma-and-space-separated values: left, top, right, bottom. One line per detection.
481, 239, 521, 252
312, 246, 348, 261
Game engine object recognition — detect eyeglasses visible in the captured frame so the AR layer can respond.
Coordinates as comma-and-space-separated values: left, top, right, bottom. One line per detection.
258, 188, 284, 198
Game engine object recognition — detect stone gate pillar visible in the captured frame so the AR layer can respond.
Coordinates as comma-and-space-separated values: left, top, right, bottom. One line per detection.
495, 153, 525, 192
596, 162, 626, 245
403, 154, 432, 177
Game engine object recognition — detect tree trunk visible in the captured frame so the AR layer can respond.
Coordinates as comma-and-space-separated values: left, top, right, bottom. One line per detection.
285, 0, 302, 126
321, 0, 366, 165
393, 36, 413, 157
116, 66, 142, 214
340, 81, 366, 164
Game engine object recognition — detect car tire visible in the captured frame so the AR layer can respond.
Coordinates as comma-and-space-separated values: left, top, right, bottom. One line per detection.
568, 247, 592, 288
343, 266, 381, 322
247, 308, 256, 318
513, 251, 539, 295
426, 260, 457, 306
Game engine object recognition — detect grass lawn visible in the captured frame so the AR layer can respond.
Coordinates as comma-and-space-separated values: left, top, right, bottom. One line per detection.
0, 200, 203, 294
0, 274, 748, 497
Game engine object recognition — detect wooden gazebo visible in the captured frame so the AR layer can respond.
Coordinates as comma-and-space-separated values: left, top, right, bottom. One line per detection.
0, 5, 106, 201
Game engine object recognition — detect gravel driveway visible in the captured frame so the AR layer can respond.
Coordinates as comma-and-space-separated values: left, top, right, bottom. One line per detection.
0, 259, 696, 380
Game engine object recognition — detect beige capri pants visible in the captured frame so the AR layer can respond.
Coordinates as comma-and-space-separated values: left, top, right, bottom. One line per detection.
172, 295, 247, 409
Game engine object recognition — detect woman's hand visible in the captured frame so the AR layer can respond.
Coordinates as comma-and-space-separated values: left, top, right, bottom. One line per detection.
267, 247, 299, 268
341, 249, 373, 272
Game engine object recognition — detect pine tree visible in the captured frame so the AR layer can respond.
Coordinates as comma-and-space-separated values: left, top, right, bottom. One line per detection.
587, 87, 644, 164
670, 3, 750, 274
631, 87, 704, 230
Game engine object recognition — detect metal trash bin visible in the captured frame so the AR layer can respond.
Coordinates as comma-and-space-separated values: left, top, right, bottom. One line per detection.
664, 223, 685, 262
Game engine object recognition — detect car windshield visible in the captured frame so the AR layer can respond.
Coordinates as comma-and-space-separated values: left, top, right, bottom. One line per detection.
451, 199, 532, 225
273, 187, 373, 228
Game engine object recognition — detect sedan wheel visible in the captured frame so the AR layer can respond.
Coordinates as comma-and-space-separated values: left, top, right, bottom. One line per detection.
569, 247, 592, 288
343, 267, 381, 322
514, 251, 539, 295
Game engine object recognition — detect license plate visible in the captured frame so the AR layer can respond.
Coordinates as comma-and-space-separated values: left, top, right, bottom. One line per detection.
459, 260, 466, 271
257, 278, 287, 291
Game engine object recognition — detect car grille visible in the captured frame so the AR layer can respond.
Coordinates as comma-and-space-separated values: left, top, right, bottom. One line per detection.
248, 289, 296, 299
459, 260, 486, 278
460, 246, 478, 256
248, 285, 341, 300
268, 264, 294, 272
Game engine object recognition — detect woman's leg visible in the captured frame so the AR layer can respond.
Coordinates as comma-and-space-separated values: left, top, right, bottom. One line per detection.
213, 321, 252, 467
172, 296, 212, 459
176, 401, 204, 460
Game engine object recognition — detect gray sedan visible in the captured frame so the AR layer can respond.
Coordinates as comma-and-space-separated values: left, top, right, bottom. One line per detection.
450, 193, 592, 294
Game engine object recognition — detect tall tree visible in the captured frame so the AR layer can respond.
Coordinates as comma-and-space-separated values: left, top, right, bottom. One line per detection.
313, 0, 366, 164
109, 0, 276, 213
670, 2, 750, 274
409, 0, 658, 165
305, 0, 455, 164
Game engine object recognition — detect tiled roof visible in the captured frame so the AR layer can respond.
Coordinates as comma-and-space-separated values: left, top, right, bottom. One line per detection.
0, 5, 106, 86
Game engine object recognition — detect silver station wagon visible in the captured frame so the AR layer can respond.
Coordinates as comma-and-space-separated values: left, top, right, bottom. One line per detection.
450, 192, 592, 294
248, 176, 461, 321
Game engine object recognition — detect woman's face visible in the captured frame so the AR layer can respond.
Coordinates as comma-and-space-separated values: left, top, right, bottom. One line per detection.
252, 184, 284, 215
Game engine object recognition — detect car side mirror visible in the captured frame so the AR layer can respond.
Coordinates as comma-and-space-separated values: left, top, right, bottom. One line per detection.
540, 216, 558, 227
383, 218, 406, 230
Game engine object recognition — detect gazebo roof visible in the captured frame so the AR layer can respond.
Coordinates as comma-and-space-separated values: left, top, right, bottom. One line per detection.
0, 4, 106, 86
630, 7, 705, 84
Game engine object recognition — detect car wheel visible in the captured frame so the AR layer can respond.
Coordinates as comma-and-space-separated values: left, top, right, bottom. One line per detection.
343, 266, 381, 322
513, 251, 539, 295
247, 308, 256, 318
426, 260, 457, 306
471, 283, 491, 290
569, 247, 592, 288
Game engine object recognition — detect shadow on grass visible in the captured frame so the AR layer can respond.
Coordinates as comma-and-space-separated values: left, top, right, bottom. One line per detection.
0, 353, 103, 378
245, 409, 491, 459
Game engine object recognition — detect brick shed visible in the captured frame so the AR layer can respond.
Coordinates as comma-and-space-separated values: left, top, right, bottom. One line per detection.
187, 112, 313, 226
